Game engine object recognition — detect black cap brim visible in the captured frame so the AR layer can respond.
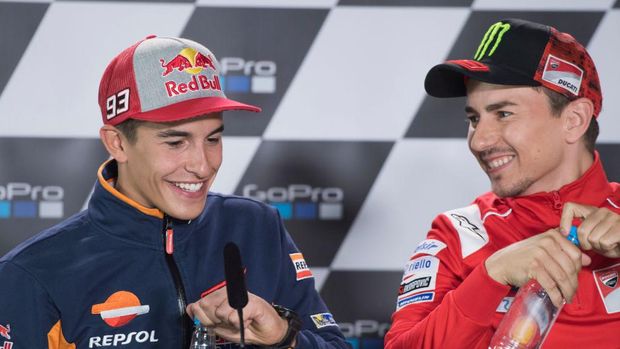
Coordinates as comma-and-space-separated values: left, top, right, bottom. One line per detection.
424, 60, 540, 98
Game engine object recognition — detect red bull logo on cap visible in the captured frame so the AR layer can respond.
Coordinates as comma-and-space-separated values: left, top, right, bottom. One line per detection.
160, 48, 216, 76
91, 291, 150, 327
160, 48, 222, 98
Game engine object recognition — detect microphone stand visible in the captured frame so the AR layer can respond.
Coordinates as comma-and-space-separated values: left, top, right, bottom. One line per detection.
238, 307, 245, 348
224, 242, 249, 348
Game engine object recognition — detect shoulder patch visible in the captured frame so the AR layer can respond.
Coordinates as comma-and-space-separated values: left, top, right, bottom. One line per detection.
444, 204, 488, 258
397, 256, 440, 310
402, 256, 439, 282
289, 253, 313, 281
396, 292, 434, 310
310, 313, 338, 329
411, 239, 447, 257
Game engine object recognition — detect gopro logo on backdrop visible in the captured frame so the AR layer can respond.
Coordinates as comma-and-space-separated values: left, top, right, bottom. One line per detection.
220, 57, 277, 94
242, 184, 343, 220
339, 320, 390, 349
0, 183, 64, 219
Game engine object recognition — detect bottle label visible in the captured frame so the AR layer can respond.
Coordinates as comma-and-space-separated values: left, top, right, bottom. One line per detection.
523, 293, 553, 333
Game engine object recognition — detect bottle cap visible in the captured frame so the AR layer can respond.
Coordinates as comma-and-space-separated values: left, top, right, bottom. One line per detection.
567, 226, 580, 246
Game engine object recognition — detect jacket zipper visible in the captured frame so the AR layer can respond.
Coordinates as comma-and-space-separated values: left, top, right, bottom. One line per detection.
162, 215, 191, 347
551, 191, 563, 213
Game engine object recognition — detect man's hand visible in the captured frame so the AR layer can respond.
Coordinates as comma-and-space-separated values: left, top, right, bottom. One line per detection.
560, 202, 620, 258
485, 229, 590, 307
186, 287, 289, 346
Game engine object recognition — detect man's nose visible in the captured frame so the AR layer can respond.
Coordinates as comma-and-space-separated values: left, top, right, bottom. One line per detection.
469, 118, 500, 152
185, 144, 211, 177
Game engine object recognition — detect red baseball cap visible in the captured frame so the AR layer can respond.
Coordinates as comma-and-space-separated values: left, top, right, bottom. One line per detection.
424, 18, 602, 117
98, 35, 260, 126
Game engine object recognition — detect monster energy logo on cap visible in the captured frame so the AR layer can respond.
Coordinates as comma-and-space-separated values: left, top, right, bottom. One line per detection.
474, 21, 511, 61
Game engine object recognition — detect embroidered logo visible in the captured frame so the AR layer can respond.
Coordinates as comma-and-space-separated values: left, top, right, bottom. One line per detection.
91, 291, 150, 327
474, 21, 511, 61
290, 253, 313, 281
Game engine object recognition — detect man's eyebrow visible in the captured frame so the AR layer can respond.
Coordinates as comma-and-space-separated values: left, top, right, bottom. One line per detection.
156, 129, 190, 138
156, 125, 224, 138
464, 101, 517, 114
485, 101, 517, 112
208, 125, 224, 136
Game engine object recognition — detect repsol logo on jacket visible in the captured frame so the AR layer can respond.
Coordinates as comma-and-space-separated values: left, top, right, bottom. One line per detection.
88, 330, 158, 347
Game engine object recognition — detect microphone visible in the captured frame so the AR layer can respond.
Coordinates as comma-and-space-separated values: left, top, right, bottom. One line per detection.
223, 242, 248, 347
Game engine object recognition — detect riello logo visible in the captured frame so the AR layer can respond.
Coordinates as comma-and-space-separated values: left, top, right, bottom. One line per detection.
0, 182, 64, 219
242, 184, 343, 220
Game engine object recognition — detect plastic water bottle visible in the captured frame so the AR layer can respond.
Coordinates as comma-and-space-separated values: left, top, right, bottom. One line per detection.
489, 227, 580, 349
190, 318, 217, 349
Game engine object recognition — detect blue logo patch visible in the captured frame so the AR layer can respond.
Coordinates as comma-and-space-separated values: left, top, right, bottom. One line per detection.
397, 292, 434, 309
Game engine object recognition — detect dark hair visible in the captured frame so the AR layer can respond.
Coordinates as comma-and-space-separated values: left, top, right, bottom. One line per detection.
533, 86, 599, 154
115, 119, 146, 144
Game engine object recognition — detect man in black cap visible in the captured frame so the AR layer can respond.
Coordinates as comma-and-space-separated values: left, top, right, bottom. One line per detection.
385, 18, 620, 349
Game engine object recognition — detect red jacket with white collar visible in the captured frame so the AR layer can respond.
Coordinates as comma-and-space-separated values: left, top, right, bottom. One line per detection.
385, 153, 620, 349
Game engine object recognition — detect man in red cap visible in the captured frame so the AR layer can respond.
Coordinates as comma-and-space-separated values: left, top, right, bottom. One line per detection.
386, 19, 620, 348
0, 36, 349, 349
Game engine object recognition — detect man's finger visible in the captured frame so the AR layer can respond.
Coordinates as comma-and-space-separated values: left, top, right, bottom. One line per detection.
540, 248, 577, 303
534, 268, 564, 308
560, 202, 596, 237
549, 245, 580, 292
581, 253, 592, 266
552, 233, 583, 271
188, 303, 217, 327
586, 216, 613, 251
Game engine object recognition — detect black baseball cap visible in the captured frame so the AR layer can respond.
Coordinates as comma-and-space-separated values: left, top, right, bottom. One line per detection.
424, 18, 602, 117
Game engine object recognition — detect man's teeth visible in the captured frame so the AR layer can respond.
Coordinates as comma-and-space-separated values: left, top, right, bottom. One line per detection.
488, 156, 513, 169
174, 182, 203, 192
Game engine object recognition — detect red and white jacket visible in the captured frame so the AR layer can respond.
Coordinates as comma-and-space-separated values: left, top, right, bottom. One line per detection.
385, 153, 620, 349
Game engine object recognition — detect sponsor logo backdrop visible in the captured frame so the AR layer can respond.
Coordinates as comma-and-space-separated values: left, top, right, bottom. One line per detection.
1, 1, 619, 347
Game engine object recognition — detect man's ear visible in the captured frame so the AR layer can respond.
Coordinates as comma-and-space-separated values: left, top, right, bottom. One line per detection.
99, 125, 129, 163
563, 97, 594, 144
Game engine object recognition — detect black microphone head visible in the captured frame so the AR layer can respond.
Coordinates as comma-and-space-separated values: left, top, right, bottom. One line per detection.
223, 242, 249, 309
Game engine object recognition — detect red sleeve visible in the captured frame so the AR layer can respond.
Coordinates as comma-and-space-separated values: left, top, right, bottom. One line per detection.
384, 214, 510, 349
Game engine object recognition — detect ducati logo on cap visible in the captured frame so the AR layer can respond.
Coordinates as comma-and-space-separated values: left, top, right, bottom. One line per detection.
542, 54, 583, 96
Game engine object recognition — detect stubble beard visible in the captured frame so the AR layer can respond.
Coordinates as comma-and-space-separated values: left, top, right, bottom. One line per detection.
490, 174, 534, 198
